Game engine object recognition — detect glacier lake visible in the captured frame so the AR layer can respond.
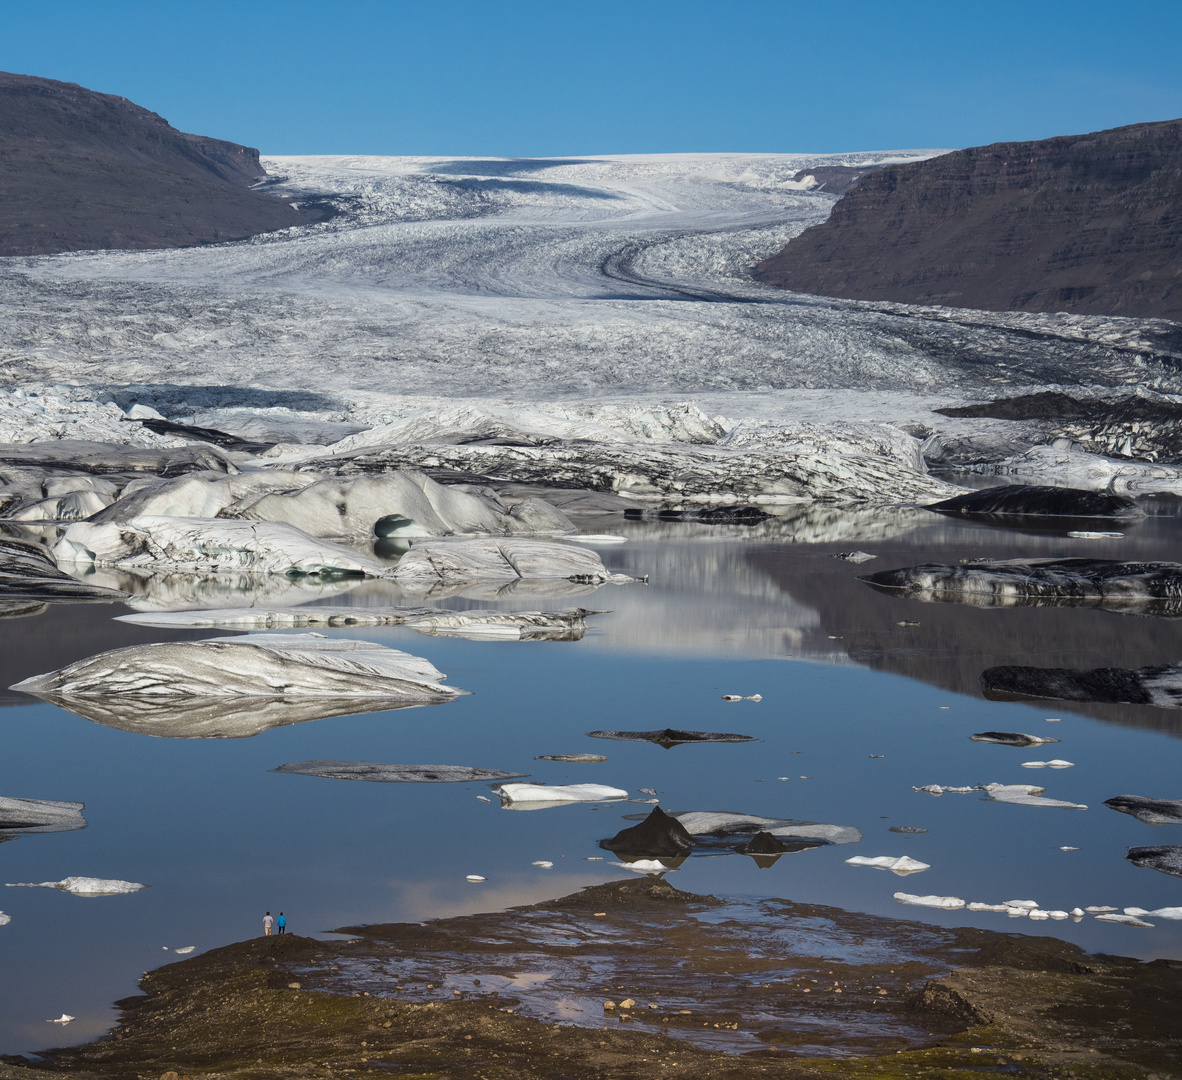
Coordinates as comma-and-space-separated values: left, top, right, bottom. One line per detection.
2, 507, 1182, 1054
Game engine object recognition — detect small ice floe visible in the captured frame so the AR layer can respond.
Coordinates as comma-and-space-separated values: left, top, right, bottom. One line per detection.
1067, 531, 1124, 539
967, 903, 1011, 913
493, 783, 628, 809
1126, 844, 1182, 878
1085, 906, 1119, 913
174, 946, 196, 954
586, 727, 757, 748
475, 795, 491, 802
982, 783, 1087, 809
6, 877, 147, 896
1045, 717, 1062, 722
913, 784, 979, 796
564, 534, 627, 544
1071, 908, 1085, 918
466, 875, 486, 883
844, 855, 930, 875
722, 694, 762, 702
970, 731, 1059, 747
893, 892, 965, 909
1094, 912, 1154, 928
832, 551, 876, 563
1124, 906, 1182, 919
890, 825, 927, 834
1021, 760, 1075, 769
48, 1014, 74, 1025
0, 912, 10, 926
1104, 795, 1182, 825
673, 810, 862, 846
273, 761, 528, 784
896, 620, 920, 627
1060, 845, 1080, 850
534, 754, 607, 763
610, 859, 678, 876
531, 861, 554, 869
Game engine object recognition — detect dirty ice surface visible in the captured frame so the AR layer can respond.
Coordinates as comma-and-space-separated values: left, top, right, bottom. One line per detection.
4, 512, 1182, 1054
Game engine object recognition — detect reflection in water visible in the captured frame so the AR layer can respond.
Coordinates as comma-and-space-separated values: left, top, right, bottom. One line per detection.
586, 728, 758, 748
77, 568, 365, 611
980, 662, 1182, 708
26, 693, 437, 739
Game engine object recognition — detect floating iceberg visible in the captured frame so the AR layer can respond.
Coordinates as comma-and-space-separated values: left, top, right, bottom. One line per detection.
0, 796, 87, 836
844, 855, 930, 875
893, 892, 965, 909
925, 485, 1141, 520
982, 783, 1087, 810
585, 728, 757, 748
981, 662, 1182, 709
273, 761, 528, 783
1126, 845, 1182, 878
0, 536, 127, 601
54, 517, 390, 577
1094, 912, 1154, 928
862, 559, 1182, 616
6, 877, 147, 896
970, 731, 1059, 747
493, 783, 628, 808
672, 810, 861, 846
389, 538, 637, 591
1104, 795, 1182, 826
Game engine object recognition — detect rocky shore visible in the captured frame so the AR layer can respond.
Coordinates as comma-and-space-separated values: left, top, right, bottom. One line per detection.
3, 879, 1179, 1080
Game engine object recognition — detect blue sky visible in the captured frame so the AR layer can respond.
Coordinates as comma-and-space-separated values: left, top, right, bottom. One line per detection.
4, 0, 1181, 156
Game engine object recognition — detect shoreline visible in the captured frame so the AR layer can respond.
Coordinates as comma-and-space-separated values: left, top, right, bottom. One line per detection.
5, 878, 1180, 1080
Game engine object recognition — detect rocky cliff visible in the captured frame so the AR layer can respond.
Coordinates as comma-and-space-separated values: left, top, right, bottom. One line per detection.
754, 119, 1182, 322
0, 71, 332, 255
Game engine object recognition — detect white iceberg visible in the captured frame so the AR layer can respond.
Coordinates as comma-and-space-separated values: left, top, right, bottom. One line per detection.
893, 892, 965, 909
672, 810, 862, 845
982, 783, 1087, 809
0, 912, 10, 926
390, 537, 637, 590
844, 855, 930, 875
493, 783, 628, 807
6, 877, 147, 896
1020, 760, 1074, 769
54, 517, 389, 577
11, 634, 463, 701
1094, 912, 1154, 928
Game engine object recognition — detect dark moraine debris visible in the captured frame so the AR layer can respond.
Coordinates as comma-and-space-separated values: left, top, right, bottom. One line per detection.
1104, 795, 1182, 826
0, 439, 239, 477
0, 795, 87, 836
624, 506, 771, 525
135, 417, 274, 455
925, 485, 1141, 520
1126, 844, 1182, 879
0, 536, 127, 601
981, 662, 1182, 708
272, 761, 529, 784
599, 806, 696, 858
586, 727, 758, 748
861, 558, 1182, 616
970, 731, 1060, 747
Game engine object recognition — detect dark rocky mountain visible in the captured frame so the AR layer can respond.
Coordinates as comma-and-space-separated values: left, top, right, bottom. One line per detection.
754, 119, 1182, 322
0, 71, 332, 255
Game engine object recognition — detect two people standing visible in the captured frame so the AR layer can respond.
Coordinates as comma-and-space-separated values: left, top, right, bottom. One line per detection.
263, 911, 287, 936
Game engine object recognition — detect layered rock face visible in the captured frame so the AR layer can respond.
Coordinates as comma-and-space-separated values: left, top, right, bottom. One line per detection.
0, 71, 332, 255
754, 119, 1182, 321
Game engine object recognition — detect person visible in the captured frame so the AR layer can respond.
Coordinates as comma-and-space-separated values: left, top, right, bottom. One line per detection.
263, 911, 274, 936
277, 912, 286, 935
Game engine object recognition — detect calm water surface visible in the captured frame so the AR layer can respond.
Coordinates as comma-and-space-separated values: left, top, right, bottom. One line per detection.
2, 506, 1182, 1054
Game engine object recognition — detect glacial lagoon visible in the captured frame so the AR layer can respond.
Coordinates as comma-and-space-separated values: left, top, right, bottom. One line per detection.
3, 506, 1182, 1054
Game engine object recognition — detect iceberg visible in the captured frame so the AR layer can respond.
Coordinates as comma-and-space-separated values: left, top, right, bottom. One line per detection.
893, 892, 965, 909
672, 810, 861, 846
844, 855, 930, 875
6, 877, 147, 896
493, 783, 628, 808
53, 517, 390, 577
982, 783, 1087, 810
0, 796, 87, 836
1104, 795, 1182, 826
